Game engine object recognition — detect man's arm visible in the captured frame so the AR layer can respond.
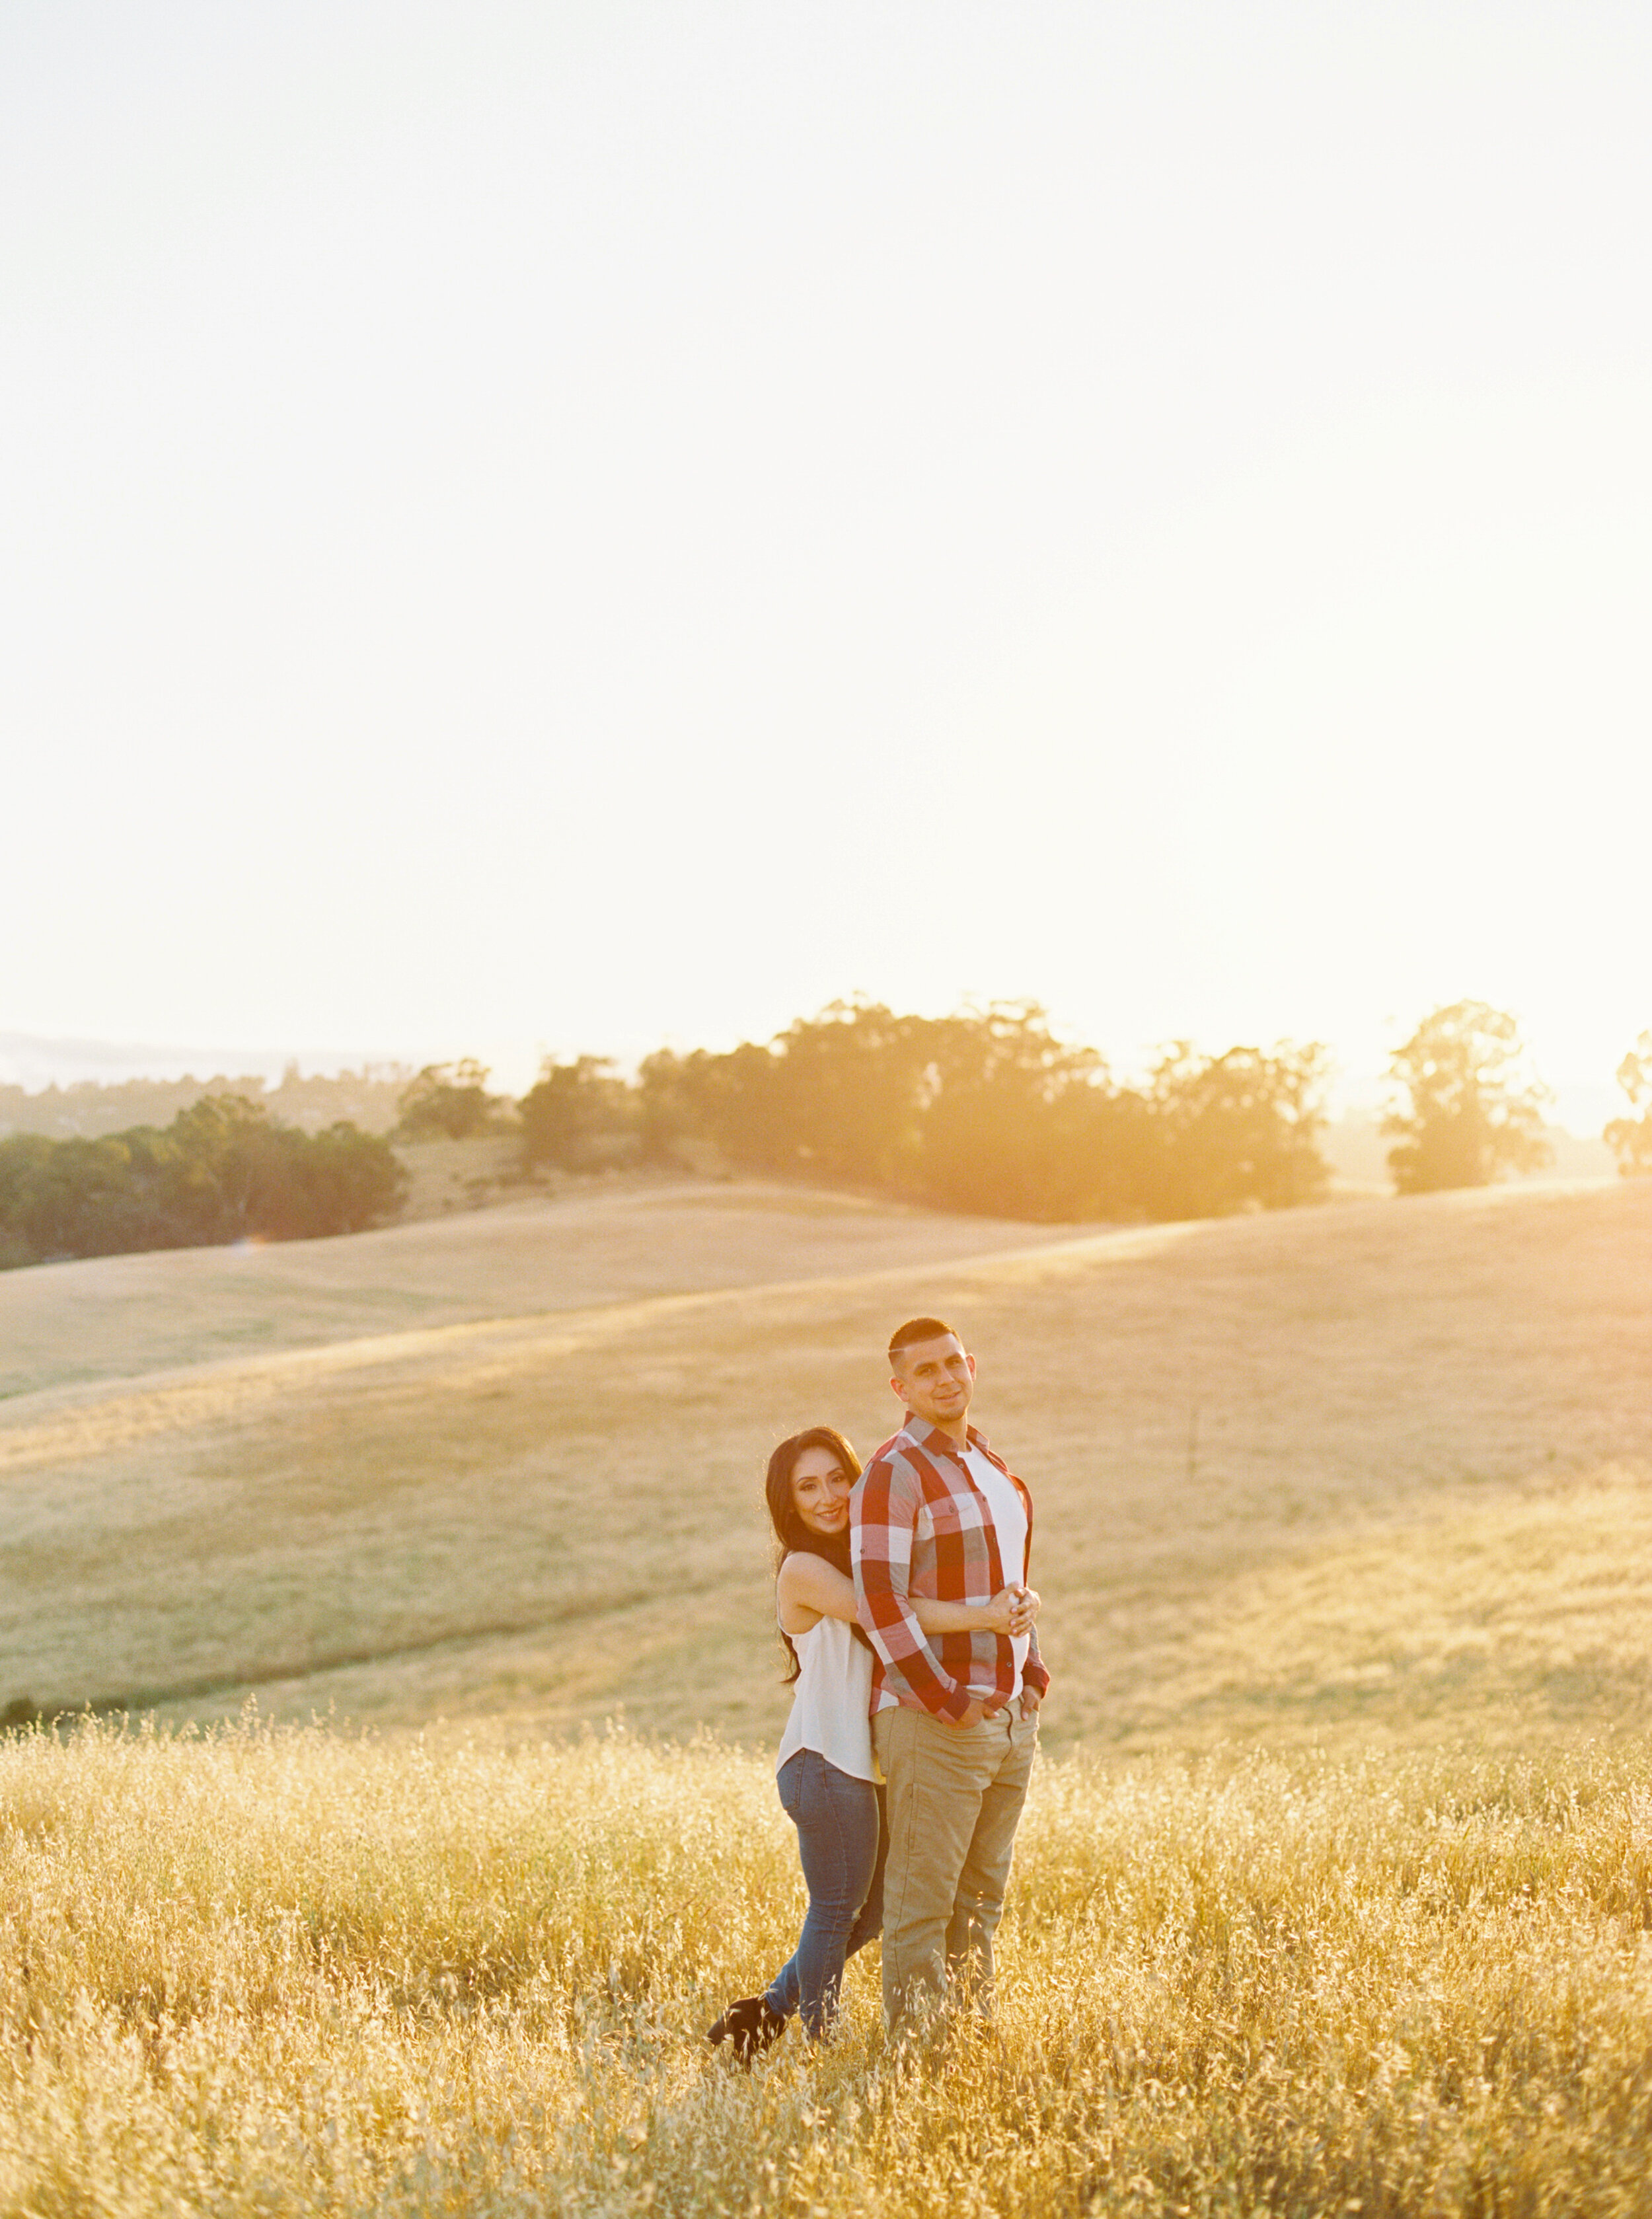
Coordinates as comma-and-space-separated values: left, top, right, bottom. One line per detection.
852, 1454, 975, 1725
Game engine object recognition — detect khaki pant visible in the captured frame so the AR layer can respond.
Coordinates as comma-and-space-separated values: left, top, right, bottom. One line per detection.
872, 1702, 1039, 2033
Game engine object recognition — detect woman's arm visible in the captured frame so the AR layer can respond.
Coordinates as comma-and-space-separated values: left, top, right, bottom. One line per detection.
776, 1552, 860, 1637
914, 1587, 1041, 1638
778, 1555, 1043, 1641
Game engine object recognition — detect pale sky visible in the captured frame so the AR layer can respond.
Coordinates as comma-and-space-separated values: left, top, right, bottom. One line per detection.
3, 3, 1647, 1122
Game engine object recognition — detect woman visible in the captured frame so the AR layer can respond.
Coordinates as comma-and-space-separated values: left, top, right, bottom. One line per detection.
708, 1425, 1038, 2059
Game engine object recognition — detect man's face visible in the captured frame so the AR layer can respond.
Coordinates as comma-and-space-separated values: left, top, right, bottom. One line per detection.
891, 1332, 977, 1430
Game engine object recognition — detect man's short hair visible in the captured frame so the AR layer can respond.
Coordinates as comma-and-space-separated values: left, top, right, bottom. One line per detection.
887, 1316, 961, 1367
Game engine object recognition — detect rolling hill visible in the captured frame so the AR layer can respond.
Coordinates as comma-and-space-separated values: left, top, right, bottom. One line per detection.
4, 1174, 1649, 1751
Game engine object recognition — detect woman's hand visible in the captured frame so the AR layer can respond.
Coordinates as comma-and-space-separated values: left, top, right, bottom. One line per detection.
913, 1586, 1045, 1639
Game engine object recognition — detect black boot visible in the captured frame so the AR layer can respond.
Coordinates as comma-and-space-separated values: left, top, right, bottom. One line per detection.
706, 1994, 788, 2065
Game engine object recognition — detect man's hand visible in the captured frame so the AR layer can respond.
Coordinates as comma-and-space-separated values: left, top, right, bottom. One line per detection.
1018, 1684, 1043, 1723
946, 1696, 1006, 1729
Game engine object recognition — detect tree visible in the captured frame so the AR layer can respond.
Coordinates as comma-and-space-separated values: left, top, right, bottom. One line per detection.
394, 1061, 500, 1141
1604, 1032, 1652, 1177
0, 1098, 405, 1267
636, 1048, 700, 1164
637, 1002, 939, 1188
1382, 1000, 1552, 1194
518, 1057, 636, 1170
627, 1000, 1339, 1223
915, 1001, 1104, 1219
1142, 1040, 1332, 1218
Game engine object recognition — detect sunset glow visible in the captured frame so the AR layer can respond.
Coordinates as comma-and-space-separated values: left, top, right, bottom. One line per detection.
3, 5, 1646, 1110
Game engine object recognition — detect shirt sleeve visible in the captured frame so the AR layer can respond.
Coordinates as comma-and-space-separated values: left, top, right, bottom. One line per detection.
1022, 1618, 1050, 1698
852, 1452, 974, 1723
1006, 1465, 1050, 1699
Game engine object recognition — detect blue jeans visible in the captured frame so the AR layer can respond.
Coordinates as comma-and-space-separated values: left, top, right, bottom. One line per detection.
764, 1750, 887, 2038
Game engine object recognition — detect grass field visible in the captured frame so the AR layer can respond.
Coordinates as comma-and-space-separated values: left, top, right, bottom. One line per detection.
5, 1172, 1652, 2214
1, 1174, 1648, 1748
5, 1721, 1652, 2216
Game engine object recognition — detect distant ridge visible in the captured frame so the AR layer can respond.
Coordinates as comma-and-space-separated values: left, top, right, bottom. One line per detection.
0, 1029, 398, 1090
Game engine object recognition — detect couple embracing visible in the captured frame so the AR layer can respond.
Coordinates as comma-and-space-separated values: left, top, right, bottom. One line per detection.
709, 1316, 1049, 2056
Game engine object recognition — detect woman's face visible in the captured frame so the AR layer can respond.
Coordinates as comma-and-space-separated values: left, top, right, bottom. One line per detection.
790, 1445, 852, 1538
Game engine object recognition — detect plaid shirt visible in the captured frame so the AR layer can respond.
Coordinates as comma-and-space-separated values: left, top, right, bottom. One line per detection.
851, 1416, 1051, 1723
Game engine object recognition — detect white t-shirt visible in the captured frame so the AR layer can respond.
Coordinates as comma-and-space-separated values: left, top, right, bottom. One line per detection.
962, 1445, 1030, 1703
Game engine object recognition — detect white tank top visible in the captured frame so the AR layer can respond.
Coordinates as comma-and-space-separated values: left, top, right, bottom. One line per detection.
776, 1614, 876, 1782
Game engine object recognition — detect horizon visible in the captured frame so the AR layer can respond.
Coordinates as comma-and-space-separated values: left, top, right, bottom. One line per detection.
0, 1015, 1624, 1143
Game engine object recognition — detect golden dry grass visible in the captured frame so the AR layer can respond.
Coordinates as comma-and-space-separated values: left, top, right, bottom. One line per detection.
0, 1176, 1074, 1402
7, 1176, 1652, 2213
1134, 1463, 1652, 1746
3, 1719, 1651, 2217
2, 1176, 1649, 1747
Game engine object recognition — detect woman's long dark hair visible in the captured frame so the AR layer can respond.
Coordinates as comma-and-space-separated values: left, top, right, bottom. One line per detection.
765, 1426, 874, 1682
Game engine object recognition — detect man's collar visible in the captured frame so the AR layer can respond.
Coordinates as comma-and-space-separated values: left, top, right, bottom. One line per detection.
900, 1415, 989, 1462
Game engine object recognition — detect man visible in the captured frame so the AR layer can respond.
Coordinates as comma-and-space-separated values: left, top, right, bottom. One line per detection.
851, 1316, 1049, 2033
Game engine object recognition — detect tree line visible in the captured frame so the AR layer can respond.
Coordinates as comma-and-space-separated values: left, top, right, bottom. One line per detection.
410, 999, 1333, 1222
6, 995, 1648, 1271
418, 995, 1652, 1208
0, 1096, 404, 1270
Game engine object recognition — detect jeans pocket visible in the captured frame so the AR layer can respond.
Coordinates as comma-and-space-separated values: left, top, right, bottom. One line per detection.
776, 1750, 806, 1820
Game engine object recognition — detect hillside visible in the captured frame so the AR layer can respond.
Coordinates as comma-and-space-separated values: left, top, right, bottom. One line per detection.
3, 1176, 1649, 1749
0, 1176, 1075, 1400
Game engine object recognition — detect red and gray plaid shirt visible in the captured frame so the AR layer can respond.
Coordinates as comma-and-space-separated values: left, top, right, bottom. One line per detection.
850, 1416, 1051, 1723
